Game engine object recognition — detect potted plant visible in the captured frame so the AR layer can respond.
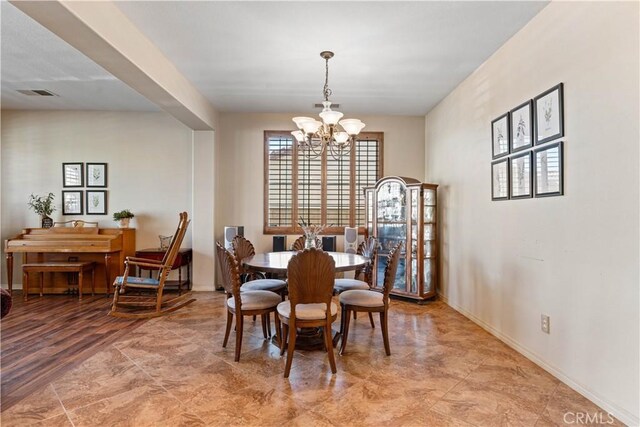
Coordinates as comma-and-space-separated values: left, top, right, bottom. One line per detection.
28, 193, 56, 228
113, 209, 134, 228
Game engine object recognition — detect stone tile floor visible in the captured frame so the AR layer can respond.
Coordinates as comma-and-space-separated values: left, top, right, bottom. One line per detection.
1, 292, 623, 426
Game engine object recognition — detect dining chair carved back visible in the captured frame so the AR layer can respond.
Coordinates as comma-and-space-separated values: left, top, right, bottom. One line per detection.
231, 235, 286, 298
338, 241, 402, 356
277, 248, 338, 378
110, 212, 195, 318
216, 242, 281, 362
290, 235, 322, 251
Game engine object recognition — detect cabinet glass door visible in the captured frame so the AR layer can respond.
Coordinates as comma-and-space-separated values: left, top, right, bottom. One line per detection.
423, 188, 436, 295
376, 180, 406, 290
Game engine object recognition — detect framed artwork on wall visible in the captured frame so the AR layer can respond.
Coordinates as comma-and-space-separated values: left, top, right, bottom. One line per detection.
491, 158, 510, 201
62, 163, 84, 188
510, 100, 533, 152
491, 113, 510, 159
86, 190, 107, 215
62, 191, 83, 215
534, 141, 563, 197
86, 163, 108, 188
534, 83, 564, 145
510, 151, 533, 199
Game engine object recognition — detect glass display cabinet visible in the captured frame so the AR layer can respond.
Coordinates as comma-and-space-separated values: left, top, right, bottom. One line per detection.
364, 176, 438, 302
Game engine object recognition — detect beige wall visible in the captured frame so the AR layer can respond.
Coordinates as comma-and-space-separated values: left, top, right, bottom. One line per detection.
1, 110, 194, 287
215, 113, 425, 254
425, 2, 639, 424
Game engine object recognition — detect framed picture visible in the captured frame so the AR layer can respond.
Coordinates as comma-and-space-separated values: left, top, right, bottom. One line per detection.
86, 163, 108, 188
534, 83, 564, 145
510, 100, 533, 152
491, 113, 510, 159
510, 151, 533, 199
62, 191, 83, 215
491, 158, 510, 201
62, 163, 84, 188
534, 141, 564, 197
86, 190, 107, 215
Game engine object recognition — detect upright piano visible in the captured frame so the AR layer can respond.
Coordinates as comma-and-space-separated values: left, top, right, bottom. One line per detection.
4, 227, 135, 295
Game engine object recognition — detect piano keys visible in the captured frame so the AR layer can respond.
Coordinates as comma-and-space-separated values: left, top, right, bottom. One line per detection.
4, 227, 135, 296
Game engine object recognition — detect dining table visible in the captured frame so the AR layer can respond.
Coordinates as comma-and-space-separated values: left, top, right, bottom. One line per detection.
242, 251, 369, 349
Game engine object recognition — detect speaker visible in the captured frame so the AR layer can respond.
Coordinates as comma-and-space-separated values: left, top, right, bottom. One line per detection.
223, 226, 244, 250
272, 236, 287, 252
344, 227, 358, 254
322, 236, 336, 252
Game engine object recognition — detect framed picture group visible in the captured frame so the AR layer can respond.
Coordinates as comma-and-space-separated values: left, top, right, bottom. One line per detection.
491, 83, 564, 201
62, 162, 109, 215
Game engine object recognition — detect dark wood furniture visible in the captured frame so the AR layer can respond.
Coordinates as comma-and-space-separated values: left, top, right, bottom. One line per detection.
339, 242, 402, 356
110, 212, 195, 319
243, 251, 368, 274
278, 248, 338, 378
364, 176, 438, 301
216, 242, 281, 362
22, 262, 95, 301
135, 247, 193, 295
4, 227, 135, 296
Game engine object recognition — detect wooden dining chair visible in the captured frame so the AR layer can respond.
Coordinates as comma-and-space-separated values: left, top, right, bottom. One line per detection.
216, 242, 281, 362
290, 235, 322, 251
110, 212, 195, 318
278, 248, 338, 378
334, 236, 378, 327
338, 241, 402, 356
232, 235, 286, 299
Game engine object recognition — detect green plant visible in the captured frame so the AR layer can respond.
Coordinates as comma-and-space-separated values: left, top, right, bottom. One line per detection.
28, 193, 56, 216
113, 209, 135, 221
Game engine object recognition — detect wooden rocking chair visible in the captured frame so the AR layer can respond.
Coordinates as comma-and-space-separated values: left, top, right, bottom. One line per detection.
109, 212, 196, 318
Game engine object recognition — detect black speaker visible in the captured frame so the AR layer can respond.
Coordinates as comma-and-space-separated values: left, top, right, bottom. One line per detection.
273, 236, 287, 252
322, 236, 336, 252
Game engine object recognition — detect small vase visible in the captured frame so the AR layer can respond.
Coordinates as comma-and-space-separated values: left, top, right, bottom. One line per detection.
41, 216, 53, 229
304, 235, 317, 249
119, 218, 131, 228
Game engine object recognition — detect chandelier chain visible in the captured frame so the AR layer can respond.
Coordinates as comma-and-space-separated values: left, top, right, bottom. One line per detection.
323, 56, 332, 102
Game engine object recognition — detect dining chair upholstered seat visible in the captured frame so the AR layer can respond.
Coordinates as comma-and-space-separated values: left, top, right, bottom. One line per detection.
277, 301, 338, 320
240, 278, 286, 292
333, 278, 369, 293
227, 290, 282, 311
338, 290, 383, 307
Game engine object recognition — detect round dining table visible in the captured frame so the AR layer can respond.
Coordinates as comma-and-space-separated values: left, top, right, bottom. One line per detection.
243, 251, 368, 274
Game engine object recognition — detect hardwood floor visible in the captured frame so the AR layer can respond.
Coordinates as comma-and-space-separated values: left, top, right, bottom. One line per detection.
0, 292, 146, 411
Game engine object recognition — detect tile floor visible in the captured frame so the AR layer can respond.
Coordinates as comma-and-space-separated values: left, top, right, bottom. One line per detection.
1, 292, 623, 426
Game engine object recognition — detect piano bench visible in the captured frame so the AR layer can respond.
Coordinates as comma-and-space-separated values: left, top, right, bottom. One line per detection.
22, 262, 96, 301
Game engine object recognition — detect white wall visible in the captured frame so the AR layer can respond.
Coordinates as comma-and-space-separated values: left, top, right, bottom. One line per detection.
215, 113, 425, 254
1, 110, 193, 287
425, 2, 639, 424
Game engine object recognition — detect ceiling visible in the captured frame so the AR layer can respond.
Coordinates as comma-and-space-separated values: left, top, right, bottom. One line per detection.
1, 1, 549, 115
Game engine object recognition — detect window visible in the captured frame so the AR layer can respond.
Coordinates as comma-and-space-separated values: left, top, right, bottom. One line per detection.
264, 131, 383, 234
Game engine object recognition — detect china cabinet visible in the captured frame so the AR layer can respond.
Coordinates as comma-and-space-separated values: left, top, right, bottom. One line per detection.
364, 176, 438, 302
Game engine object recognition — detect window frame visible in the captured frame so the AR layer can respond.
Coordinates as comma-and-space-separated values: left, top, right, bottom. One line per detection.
263, 130, 384, 235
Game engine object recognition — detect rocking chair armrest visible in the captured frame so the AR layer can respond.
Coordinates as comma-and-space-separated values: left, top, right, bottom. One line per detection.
125, 259, 167, 269
126, 256, 163, 264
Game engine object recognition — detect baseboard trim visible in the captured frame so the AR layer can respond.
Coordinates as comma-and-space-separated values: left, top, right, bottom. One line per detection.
438, 292, 638, 427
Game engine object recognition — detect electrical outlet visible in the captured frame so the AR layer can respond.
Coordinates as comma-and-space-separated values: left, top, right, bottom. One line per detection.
541, 314, 550, 334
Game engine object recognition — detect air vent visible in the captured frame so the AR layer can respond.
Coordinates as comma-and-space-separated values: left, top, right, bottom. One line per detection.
17, 89, 58, 97
314, 103, 340, 109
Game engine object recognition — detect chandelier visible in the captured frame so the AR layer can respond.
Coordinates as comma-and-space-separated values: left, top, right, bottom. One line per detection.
291, 51, 365, 159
